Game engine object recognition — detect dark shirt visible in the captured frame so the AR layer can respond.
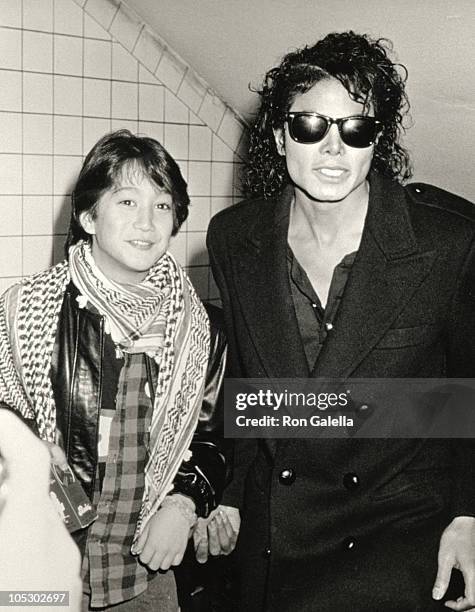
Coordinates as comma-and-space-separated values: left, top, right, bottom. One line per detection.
287, 247, 356, 371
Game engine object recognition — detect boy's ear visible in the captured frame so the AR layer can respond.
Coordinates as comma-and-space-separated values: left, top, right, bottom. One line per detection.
273, 127, 285, 157
79, 211, 96, 235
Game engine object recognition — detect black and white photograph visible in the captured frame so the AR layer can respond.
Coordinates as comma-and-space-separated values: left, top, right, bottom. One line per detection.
0, 1, 473, 610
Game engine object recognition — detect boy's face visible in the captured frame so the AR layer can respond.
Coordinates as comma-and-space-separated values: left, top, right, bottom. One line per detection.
80, 172, 174, 284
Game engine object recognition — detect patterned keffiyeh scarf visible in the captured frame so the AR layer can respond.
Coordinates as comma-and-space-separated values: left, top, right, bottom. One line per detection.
0, 241, 210, 539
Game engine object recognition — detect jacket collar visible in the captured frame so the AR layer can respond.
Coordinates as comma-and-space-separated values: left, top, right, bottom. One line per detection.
232, 175, 437, 378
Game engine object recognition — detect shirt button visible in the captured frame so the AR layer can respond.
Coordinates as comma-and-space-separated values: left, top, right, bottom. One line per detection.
262, 547, 271, 558
343, 473, 360, 490
279, 468, 296, 485
342, 536, 357, 551
325, 322, 333, 330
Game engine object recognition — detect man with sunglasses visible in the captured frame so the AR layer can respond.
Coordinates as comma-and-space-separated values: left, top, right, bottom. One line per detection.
207, 31, 475, 611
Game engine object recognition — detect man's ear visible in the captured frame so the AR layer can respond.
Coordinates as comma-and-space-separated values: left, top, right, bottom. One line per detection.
273, 127, 285, 156
79, 210, 96, 235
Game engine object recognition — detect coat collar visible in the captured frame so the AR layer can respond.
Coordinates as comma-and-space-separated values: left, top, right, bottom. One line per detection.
231, 185, 309, 378
231, 175, 437, 379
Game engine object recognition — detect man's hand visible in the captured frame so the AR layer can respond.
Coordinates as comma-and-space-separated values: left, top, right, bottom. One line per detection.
433, 516, 475, 611
134, 495, 194, 571
193, 505, 240, 564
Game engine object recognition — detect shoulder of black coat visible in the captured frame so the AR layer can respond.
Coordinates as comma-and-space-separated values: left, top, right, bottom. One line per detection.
406, 182, 475, 223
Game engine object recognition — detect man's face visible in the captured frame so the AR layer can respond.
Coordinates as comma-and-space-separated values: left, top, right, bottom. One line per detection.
80, 171, 174, 284
274, 77, 376, 206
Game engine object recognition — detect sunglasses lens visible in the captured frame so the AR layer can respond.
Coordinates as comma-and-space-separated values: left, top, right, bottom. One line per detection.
289, 114, 328, 143
340, 118, 378, 148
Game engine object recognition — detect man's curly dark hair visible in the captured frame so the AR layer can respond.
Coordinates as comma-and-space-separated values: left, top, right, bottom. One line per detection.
243, 31, 412, 200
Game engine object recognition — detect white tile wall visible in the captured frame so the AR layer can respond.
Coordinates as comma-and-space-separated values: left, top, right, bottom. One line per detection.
187, 197, 211, 231
23, 235, 54, 275
164, 123, 188, 160
0, 71, 22, 111
112, 81, 138, 119
109, 3, 141, 52
0, 0, 246, 296
54, 116, 83, 155
84, 13, 111, 39
190, 126, 212, 161
0, 1, 21, 28
55, 35, 83, 76
112, 43, 137, 81
84, 0, 118, 31
23, 155, 53, 195
0, 155, 22, 194
23, 114, 53, 154
54, 0, 84, 36
24, 73, 53, 114
188, 162, 211, 197
53, 195, 71, 234
134, 28, 164, 74
168, 233, 186, 267
187, 232, 208, 266
0, 28, 21, 70
84, 39, 111, 78
155, 50, 186, 94
54, 75, 82, 115
23, 196, 53, 235
0, 113, 22, 153
139, 83, 164, 122
53, 156, 82, 195
83, 117, 111, 153
0, 196, 22, 235
23, 0, 53, 32
0, 238, 22, 276
164, 89, 188, 123
84, 78, 111, 117
23, 32, 53, 73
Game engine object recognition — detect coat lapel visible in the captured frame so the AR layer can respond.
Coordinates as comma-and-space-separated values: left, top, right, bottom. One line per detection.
311, 176, 437, 378
231, 187, 309, 378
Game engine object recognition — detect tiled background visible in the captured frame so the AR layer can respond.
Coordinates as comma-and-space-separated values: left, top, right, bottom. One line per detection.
0, 0, 248, 300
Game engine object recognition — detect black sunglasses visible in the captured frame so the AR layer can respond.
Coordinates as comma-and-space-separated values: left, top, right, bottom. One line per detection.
286, 112, 382, 148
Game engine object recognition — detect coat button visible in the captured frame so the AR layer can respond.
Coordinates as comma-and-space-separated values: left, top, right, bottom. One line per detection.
262, 547, 271, 558
342, 536, 357, 551
279, 468, 296, 485
343, 473, 360, 490
357, 403, 370, 413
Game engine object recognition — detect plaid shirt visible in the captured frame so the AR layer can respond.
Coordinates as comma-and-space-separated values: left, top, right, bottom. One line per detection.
82, 350, 157, 608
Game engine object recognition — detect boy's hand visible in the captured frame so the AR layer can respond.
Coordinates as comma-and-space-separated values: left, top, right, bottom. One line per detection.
134, 495, 194, 571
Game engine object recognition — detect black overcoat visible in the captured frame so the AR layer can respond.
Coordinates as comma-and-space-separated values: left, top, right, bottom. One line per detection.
207, 175, 475, 612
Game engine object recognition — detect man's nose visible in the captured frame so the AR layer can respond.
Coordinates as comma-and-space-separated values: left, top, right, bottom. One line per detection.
319, 123, 344, 155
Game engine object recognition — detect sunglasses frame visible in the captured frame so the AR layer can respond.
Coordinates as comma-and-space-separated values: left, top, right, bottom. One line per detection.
286, 112, 382, 148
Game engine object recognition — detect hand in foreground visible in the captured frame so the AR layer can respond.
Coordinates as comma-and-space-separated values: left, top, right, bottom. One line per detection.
0, 410, 82, 611
134, 494, 195, 571
44, 440, 69, 470
193, 505, 240, 564
433, 516, 475, 611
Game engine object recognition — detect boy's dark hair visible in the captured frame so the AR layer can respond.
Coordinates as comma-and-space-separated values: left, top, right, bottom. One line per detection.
243, 31, 412, 199
65, 129, 190, 254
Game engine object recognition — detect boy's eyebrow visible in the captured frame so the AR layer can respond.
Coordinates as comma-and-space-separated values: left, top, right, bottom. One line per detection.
110, 184, 170, 196
110, 185, 139, 194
